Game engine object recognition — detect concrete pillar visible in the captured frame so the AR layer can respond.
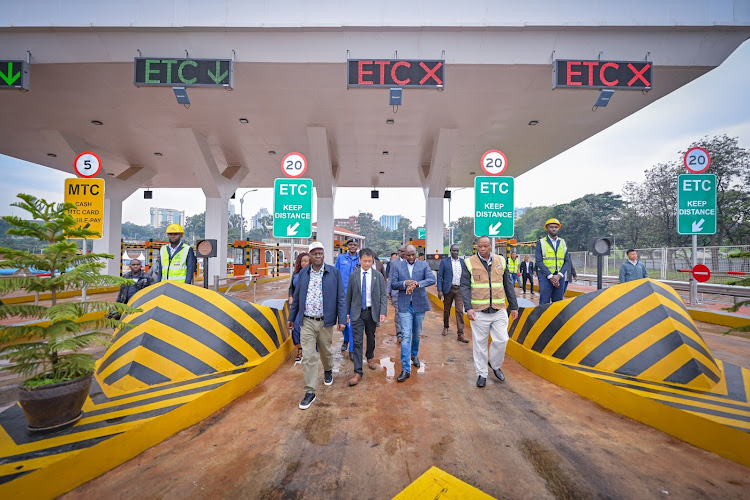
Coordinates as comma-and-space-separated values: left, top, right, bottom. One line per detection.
425, 196, 444, 256
205, 196, 230, 281
317, 196, 335, 265
93, 197, 124, 276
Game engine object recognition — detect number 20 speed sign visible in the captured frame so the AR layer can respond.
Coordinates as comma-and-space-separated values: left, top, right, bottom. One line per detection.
281, 152, 308, 178
684, 147, 711, 174
480, 150, 508, 176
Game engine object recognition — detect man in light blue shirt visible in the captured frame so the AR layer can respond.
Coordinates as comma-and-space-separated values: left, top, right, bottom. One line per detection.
619, 249, 649, 283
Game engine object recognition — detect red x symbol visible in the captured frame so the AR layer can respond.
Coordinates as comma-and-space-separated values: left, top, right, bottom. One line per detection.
627, 63, 651, 87
419, 61, 443, 85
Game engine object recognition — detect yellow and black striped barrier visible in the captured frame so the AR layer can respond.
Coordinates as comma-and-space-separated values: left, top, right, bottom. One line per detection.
0, 282, 293, 496
504, 278, 750, 466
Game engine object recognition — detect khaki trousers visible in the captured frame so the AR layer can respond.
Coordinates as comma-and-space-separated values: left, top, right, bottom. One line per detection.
301, 317, 334, 393
471, 309, 509, 378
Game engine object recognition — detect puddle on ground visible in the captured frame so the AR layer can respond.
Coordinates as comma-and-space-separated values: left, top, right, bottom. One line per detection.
417, 361, 426, 373
380, 357, 396, 378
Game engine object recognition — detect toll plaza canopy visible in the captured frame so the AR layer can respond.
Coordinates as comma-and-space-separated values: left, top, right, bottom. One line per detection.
1, 1, 749, 275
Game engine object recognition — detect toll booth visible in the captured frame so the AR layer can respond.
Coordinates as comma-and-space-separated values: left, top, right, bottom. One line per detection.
230, 240, 271, 277
409, 239, 426, 259
425, 252, 447, 272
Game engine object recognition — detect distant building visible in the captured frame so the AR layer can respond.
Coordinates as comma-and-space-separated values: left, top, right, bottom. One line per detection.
149, 207, 185, 228
228, 200, 236, 216
334, 215, 360, 232
379, 214, 402, 230
251, 207, 271, 229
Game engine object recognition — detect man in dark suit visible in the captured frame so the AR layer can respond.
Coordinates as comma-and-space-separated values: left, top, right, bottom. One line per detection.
288, 242, 347, 410
392, 244, 436, 382
519, 255, 535, 296
345, 248, 388, 386
437, 244, 468, 342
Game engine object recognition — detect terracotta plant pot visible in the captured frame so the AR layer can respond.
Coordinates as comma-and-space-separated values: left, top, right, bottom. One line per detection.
18, 373, 93, 432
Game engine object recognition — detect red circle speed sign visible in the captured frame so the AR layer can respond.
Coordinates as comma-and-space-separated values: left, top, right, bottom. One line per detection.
692, 264, 711, 283
74, 152, 102, 178
684, 147, 711, 174
480, 150, 508, 176
281, 152, 308, 178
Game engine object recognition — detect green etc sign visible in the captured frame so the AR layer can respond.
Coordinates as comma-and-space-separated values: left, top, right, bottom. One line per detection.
474, 176, 515, 238
677, 174, 717, 235
134, 58, 233, 87
273, 179, 313, 239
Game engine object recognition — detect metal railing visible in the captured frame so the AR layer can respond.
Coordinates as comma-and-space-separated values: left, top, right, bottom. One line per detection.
212, 274, 261, 303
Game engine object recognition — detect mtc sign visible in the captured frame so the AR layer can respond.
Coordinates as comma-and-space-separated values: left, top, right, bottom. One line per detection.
347, 59, 444, 88
273, 179, 313, 239
134, 58, 233, 87
553, 60, 652, 90
474, 176, 514, 238
677, 174, 716, 235
64, 178, 104, 237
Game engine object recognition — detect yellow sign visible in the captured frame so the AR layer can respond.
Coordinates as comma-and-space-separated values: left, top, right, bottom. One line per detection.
64, 178, 104, 238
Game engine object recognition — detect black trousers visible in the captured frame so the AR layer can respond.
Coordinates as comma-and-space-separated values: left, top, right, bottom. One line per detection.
522, 273, 534, 293
352, 310, 377, 375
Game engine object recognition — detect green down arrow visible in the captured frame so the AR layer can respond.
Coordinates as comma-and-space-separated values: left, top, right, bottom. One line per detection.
207, 61, 228, 84
0, 62, 20, 86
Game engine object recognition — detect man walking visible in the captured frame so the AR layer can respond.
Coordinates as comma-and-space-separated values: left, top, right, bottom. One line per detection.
288, 242, 347, 410
345, 248, 388, 386
437, 244, 468, 343
335, 239, 360, 354
154, 224, 197, 284
392, 245, 436, 382
519, 255, 535, 296
461, 236, 519, 388
387, 245, 406, 342
507, 251, 521, 291
619, 249, 649, 283
535, 219, 570, 304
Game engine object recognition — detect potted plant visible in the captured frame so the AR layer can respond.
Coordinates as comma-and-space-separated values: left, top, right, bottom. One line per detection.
0, 194, 136, 431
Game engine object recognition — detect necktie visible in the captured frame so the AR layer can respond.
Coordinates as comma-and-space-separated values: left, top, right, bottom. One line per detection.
361, 272, 367, 309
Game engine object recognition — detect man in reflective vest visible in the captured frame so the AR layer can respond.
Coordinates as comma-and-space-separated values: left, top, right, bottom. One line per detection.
507, 251, 521, 290
154, 223, 197, 284
535, 218, 570, 304
460, 235, 518, 388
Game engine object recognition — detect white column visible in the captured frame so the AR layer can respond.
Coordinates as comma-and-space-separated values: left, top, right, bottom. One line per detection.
205, 196, 229, 281
425, 196, 444, 255
93, 197, 123, 276
317, 196, 335, 265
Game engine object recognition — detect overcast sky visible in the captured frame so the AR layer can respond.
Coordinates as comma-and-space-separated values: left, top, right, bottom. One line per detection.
2, 40, 749, 230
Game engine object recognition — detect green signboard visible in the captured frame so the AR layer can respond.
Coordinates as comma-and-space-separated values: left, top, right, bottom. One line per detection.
677, 174, 716, 235
417, 227, 426, 239
134, 58, 233, 87
0, 61, 29, 90
273, 178, 313, 239
474, 176, 514, 238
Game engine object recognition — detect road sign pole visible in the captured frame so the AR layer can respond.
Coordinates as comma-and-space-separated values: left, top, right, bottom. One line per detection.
690, 234, 698, 306
81, 238, 87, 302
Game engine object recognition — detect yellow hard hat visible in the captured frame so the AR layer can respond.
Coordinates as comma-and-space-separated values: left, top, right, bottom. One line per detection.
544, 218, 561, 229
166, 223, 184, 234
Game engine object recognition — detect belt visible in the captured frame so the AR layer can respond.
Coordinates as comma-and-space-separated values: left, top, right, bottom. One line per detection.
451, 284, 460, 288
361, 306, 371, 311
480, 307, 499, 314
304, 315, 324, 321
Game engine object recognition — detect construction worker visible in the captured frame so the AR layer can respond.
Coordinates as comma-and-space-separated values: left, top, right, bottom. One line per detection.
507, 251, 521, 290
153, 224, 197, 284
535, 219, 570, 304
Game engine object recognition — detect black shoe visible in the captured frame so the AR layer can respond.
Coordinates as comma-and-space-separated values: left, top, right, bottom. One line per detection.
299, 392, 316, 409
324, 370, 333, 386
477, 376, 486, 387
411, 356, 420, 368
493, 367, 505, 382
341, 341, 349, 352
397, 371, 410, 382
349, 352, 354, 362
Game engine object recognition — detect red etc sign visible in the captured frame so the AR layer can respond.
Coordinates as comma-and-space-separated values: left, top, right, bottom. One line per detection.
553, 60, 652, 90
347, 59, 445, 88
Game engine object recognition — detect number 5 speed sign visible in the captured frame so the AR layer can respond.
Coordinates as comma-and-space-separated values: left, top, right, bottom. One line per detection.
281, 152, 308, 178
74, 152, 102, 178
481, 150, 508, 176
684, 147, 711, 174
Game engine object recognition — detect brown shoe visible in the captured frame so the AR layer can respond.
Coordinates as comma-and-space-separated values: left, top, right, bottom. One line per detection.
367, 359, 378, 370
348, 373, 362, 386
457, 334, 469, 343
442, 327, 449, 336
